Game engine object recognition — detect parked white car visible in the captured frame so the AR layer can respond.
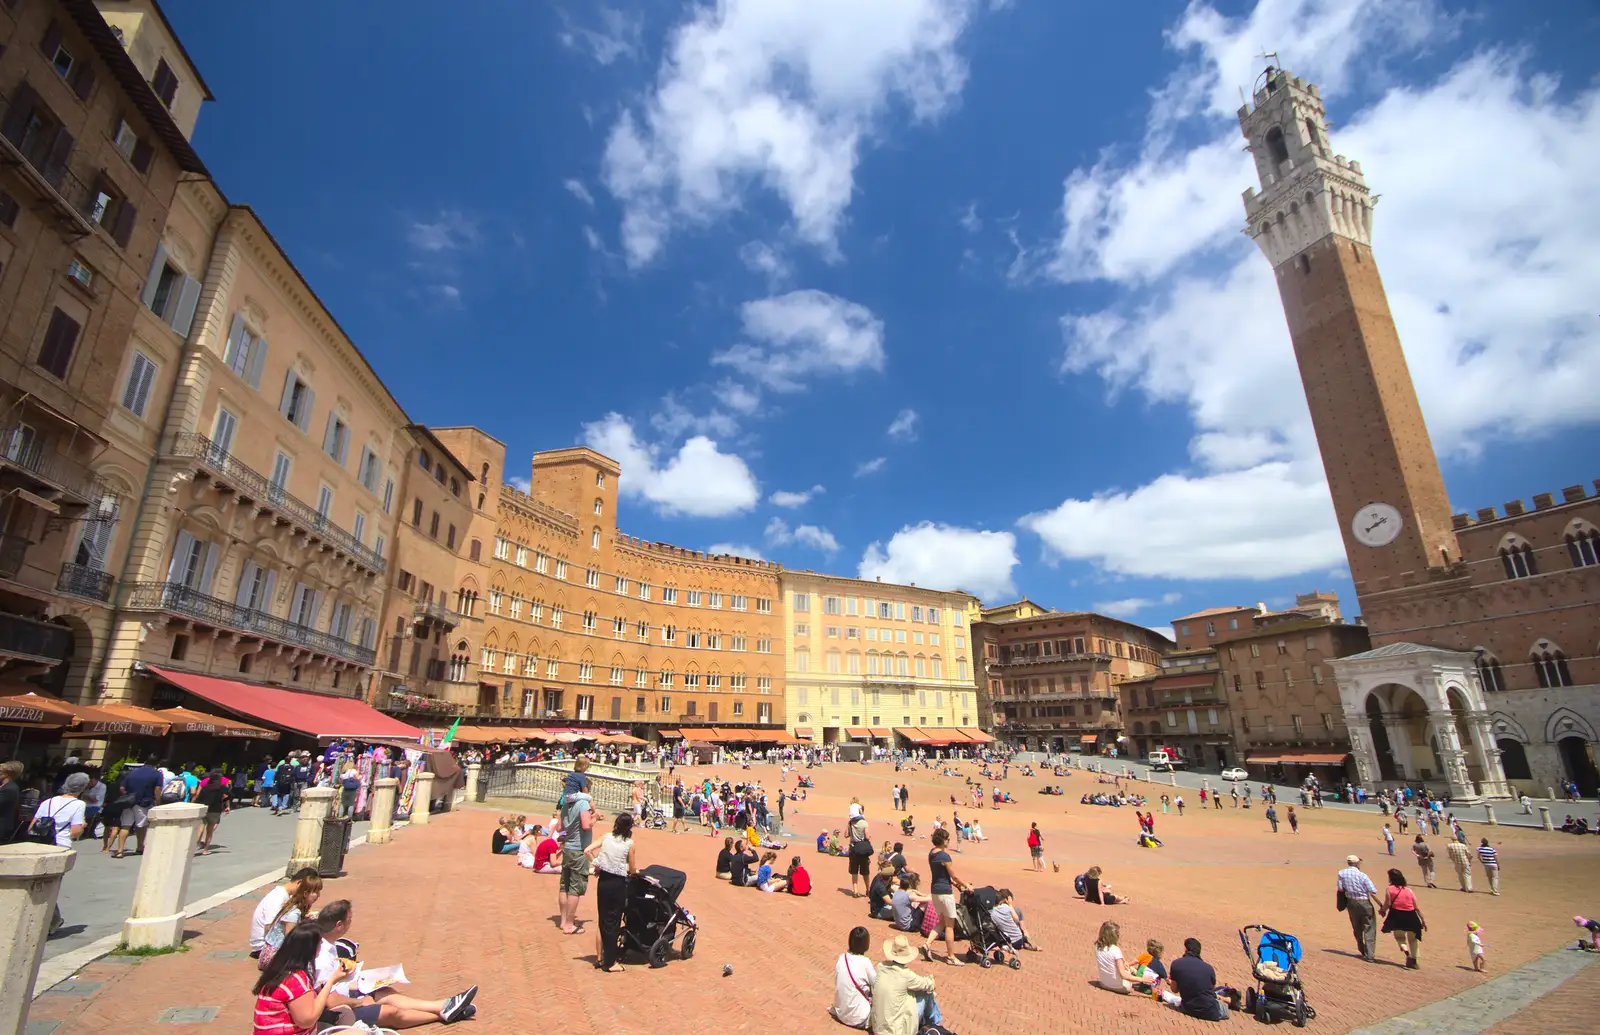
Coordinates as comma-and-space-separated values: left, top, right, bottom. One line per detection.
1220, 767, 1249, 782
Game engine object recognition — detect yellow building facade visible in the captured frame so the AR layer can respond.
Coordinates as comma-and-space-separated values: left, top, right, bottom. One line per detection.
779, 571, 983, 748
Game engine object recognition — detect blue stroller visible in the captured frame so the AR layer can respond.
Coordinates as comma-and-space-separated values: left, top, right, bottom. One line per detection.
1239, 925, 1314, 1026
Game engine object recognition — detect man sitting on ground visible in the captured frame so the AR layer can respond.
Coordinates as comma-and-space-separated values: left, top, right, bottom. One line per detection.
312, 900, 477, 1026
1167, 938, 1238, 1021
868, 863, 895, 920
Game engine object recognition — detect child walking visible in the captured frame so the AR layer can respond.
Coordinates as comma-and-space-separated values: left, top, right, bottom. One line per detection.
1467, 922, 1485, 971
1287, 805, 1299, 833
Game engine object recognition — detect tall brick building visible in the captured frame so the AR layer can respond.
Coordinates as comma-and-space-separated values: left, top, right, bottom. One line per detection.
1241, 67, 1598, 799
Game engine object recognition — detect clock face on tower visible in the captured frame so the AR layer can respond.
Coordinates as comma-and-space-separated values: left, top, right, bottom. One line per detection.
1352, 502, 1402, 547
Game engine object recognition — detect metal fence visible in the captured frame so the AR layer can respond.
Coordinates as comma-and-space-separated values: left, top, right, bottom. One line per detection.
124, 581, 377, 667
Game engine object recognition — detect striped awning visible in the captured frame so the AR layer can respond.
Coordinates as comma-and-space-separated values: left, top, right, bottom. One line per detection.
657, 729, 683, 739
1080, 734, 1099, 744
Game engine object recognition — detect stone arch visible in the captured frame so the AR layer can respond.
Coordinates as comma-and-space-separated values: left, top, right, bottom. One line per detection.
1545, 707, 1597, 745
1489, 711, 1530, 744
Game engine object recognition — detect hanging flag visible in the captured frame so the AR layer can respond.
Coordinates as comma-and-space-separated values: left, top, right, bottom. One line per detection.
440, 716, 461, 747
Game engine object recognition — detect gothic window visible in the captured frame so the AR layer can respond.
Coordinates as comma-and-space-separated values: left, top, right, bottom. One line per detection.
1474, 652, 1504, 693
1304, 118, 1321, 154
1499, 539, 1537, 579
1567, 523, 1600, 568
1532, 645, 1573, 689
1265, 126, 1289, 165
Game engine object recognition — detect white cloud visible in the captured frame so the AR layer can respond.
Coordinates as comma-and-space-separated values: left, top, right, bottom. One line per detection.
1022, 464, 1343, 580
770, 484, 825, 508
1026, 0, 1600, 582
765, 516, 841, 554
507, 476, 532, 494
739, 240, 793, 284
958, 201, 982, 234
1092, 592, 1182, 619
713, 290, 886, 391
558, 6, 644, 65
564, 178, 596, 206
406, 210, 479, 253
581, 413, 760, 518
855, 456, 887, 478
582, 226, 606, 252
650, 394, 740, 440
707, 542, 765, 561
886, 408, 919, 442
602, 0, 985, 265
713, 380, 764, 416
859, 522, 1018, 599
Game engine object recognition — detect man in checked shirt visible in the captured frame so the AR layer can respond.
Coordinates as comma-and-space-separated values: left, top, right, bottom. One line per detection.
1336, 854, 1380, 961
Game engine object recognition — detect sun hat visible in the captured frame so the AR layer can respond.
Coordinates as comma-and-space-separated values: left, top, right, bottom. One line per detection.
1345, 854, 1361, 865
882, 934, 919, 965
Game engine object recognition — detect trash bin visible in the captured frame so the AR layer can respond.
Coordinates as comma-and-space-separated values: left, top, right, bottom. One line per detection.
318, 816, 352, 877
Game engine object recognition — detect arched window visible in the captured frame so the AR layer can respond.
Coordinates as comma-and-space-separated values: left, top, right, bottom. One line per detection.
1265, 126, 1289, 165
1133, 721, 1145, 735
1532, 646, 1573, 688
1567, 523, 1600, 568
1304, 118, 1321, 154
1500, 539, 1537, 579
591, 527, 600, 550
1475, 652, 1505, 693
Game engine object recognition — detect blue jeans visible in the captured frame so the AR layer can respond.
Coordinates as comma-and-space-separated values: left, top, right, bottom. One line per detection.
917, 992, 942, 1027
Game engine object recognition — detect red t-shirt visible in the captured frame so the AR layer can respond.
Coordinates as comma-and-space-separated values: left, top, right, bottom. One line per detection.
534, 837, 559, 870
788, 865, 811, 895
252, 969, 313, 1035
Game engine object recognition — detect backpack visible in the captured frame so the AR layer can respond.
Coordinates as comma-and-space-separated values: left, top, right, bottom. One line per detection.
1073, 873, 1088, 897
160, 777, 188, 804
27, 800, 65, 845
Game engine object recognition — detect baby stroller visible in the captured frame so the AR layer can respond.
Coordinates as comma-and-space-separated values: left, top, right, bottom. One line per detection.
640, 801, 668, 830
1239, 924, 1314, 1026
620, 865, 698, 968
956, 886, 1020, 970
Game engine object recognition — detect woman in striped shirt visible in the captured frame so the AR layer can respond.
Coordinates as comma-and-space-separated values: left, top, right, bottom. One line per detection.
252, 926, 348, 1035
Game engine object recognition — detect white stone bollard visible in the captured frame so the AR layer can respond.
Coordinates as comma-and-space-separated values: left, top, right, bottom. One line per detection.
1538, 806, 1553, 831
122, 802, 206, 951
1170, 773, 1180, 786
0, 844, 74, 1035
1483, 804, 1496, 826
367, 778, 399, 845
287, 786, 335, 878
465, 763, 482, 803
1547, 787, 1557, 801
410, 773, 435, 826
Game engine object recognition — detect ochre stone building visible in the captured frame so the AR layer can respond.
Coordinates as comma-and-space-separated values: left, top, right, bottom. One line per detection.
1241, 67, 1597, 799
972, 602, 1169, 755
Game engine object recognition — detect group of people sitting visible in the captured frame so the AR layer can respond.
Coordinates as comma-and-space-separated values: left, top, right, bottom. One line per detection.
1093, 922, 1240, 1022
1037, 785, 1067, 796
248, 869, 479, 1031
491, 815, 561, 873
716, 836, 812, 894
1559, 815, 1594, 834
1081, 792, 1147, 807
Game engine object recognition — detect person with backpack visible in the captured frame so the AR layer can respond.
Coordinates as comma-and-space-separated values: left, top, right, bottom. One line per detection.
848, 812, 874, 898
31, 772, 89, 934
1027, 822, 1044, 872
159, 769, 191, 806
114, 754, 163, 858
272, 758, 294, 815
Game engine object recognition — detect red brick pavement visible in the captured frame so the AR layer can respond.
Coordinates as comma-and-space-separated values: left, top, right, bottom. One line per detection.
1482, 962, 1600, 1035
26, 762, 1600, 1034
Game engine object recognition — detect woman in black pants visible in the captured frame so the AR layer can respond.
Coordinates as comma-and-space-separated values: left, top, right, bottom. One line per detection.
587, 813, 638, 972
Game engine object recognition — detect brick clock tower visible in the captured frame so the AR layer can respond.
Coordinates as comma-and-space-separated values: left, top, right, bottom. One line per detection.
1239, 68, 1459, 591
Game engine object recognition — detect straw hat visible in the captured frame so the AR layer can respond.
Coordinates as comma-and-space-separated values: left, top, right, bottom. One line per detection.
882, 934, 919, 965
1345, 854, 1361, 865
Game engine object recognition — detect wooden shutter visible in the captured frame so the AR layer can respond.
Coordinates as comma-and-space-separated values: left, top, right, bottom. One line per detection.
262, 570, 277, 613
223, 313, 246, 369
121, 354, 155, 414
289, 584, 307, 624
140, 241, 167, 308
198, 542, 219, 593
111, 199, 136, 248
70, 61, 95, 101
40, 127, 74, 187
36, 308, 80, 378
173, 276, 202, 337
0, 82, 37, 144
297, 387, 314, 431
245, 336, 267, 388
167, 530, 197, 583
322, 413, 338, 455
131, 138, 153, 173
234, 561, 260, 608
278, 372, 296, 417
39, 20, 61, 57
152, 60, 178, 106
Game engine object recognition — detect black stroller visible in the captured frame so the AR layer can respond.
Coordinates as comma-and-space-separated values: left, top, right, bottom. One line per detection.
1239, 924, 1314, 1026
619, 865, 697, 967
956, 886, 1020, 970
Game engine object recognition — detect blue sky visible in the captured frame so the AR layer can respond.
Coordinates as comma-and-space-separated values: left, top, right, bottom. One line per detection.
163, 0, 1600, 631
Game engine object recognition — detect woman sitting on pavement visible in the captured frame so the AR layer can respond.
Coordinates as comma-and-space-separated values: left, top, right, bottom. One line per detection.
518, 826, 559, 873
310, 900, 477, 1027
831, 926, 877, 1030
251, 926, 351, 1035
756, 850, 789, 893
490, 817, 521, 855
786, 856, 812, 895
1081, 866, 1130, 905
1093, 920, 1142, 994
251, 869, 323, 968
715, 836, 735, 880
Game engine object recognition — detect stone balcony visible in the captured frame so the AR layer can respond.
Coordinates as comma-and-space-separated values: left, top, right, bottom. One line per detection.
124, 580, 376, 668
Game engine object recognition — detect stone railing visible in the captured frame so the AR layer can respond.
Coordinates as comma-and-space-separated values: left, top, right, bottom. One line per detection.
480, 760, 660, 814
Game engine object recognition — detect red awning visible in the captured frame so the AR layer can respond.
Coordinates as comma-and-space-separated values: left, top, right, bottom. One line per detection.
657, 729, 683, 739
962, 729, 994, 743
1274, 750, 1350, 765
869, 727, 892, 738
793, 727, 814, 737
149, 666, 421, 741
